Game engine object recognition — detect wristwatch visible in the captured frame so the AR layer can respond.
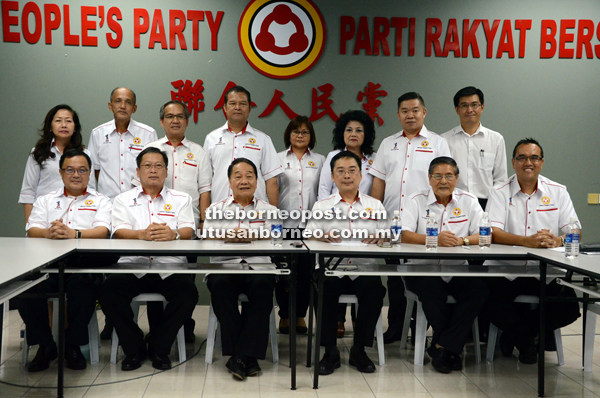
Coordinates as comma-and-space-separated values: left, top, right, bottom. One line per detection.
175, 230, 181, 240
462, 237, 470, 246
75, 229, 82, 239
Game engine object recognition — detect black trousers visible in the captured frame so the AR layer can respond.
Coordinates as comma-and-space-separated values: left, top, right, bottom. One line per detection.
404, 276, 489, 355
385, 257, 407, 329
483, 277, 580, 347
320, 276, 386, 347
275, 253, 311, 319
18, 273, 98, 347
207, 274, 276, 359
99, 274, 198, 356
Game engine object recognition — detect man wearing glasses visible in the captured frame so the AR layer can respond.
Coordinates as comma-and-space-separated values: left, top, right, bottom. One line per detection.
99, 147, 198, 371
21, 150, 112, 372
441, 86, 507, 210
402, 156, 488, 373
484, 138, 581, 364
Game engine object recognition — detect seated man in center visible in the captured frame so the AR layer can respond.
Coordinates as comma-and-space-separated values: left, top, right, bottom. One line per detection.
402, 156, 488, 373
306, 150, 387, 375
203, 158, 277, 381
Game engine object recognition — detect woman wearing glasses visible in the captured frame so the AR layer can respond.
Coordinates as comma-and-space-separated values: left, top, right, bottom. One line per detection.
276, 116, 325, 335
19, 104, 95, 222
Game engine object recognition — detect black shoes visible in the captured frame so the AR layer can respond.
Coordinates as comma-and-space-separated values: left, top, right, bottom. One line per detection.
121, 347, 147, 371
449, 352, 463, 371
499, 333, 515, 357
517, 340, 538, 364
148, 347, 172, 370
383, 326, 403, 344
65, 344, 86, 370
28, 344, 58, 372
226, 356, 247, 381
245, 358, 261, 377
318, 349, 341, 375
100, 321, 113, 341
429, 347, 454, 374
349, 347, 376, 373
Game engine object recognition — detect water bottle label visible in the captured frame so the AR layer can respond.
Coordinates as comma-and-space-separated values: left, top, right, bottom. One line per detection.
479, 227, 491, 236
271, 224, 282, 233
565, 233, 580, 244
426, 227, 438, 237
391, 226, 401, 233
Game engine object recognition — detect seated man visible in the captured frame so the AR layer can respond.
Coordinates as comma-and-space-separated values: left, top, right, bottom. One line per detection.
203, 158, 277, 381
21, 149, 112, 371
99, 147, 198, 371
484, 138, 581, 364
306, 151, 387, 375
402, 156, 488, 374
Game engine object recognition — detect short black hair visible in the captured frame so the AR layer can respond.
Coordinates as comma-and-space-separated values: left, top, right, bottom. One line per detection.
60, 149, 92, 169
428, 156, 459, 175
228, 158, 258, 179
332, 110, 376, 156
110, 87, 137, 105
330, 150, 362, 172
224, 85, 251, 105
512, 138, 544, 159
136, 147, 168, 168
160, 100, 189, 120
453, 86, 484, 108
397, 92, 426, 110
283, 116, 316, 149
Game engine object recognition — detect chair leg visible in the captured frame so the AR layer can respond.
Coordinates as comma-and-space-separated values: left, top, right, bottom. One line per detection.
376, 313, 385, 366
413, 301, 427, 366
110, 328, 119, 364
584, 311, 597, 372
176, 326, 186, 363
486, 323, 499, 362
269, 305, 279, 363
88, 310, 100, 364
399, 298, 416, 350
554, 328, 564, 366
21, 330, 29, 365
472, 317, 481, 364
205, 303, 218, 364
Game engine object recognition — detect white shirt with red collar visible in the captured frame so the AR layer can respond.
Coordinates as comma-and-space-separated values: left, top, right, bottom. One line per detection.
203, 122, 283, 203
19, 142, 96, 204
403, 187, 483, 279
368, 126, 451, 217
441, 124, 507, 199
278, 148, 325, 228
136, 136, 211, 226
26, 187, 111, 232
203, 196, 276, 264
112, 186, 195, 278
485, 174, 580, 266
88, 119, 157, 200
306, 192, 388, 278
318, 149, 376, 200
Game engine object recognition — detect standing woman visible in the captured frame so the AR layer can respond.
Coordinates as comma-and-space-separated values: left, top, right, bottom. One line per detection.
276, 116, 325, 334
318, 110, 376, 200
19, 104, 95, 222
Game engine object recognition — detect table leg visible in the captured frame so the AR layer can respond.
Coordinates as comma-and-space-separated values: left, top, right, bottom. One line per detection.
307, 275, 315, 368
57, 261, 65, 398
538, 261, 547, 397
312, 257, 325, 390
582, 293, 589, 369
0, 302, 4, 365
289, 253, 297, 390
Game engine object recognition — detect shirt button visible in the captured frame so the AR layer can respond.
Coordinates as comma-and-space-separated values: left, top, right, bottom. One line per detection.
528, 226, 531, 229
403, 181, 406, 183
443, 223, 446, 226
121, 168, 123, 171
68, 222, 71, 224
150, 201, 152, 203
407, 155, 410, 157
121, 154, 123, 157
405, 168, 407, 170
175, 164, 178, 166
70, 209, 72, 212
299, 180, 302, 182
175, 176, 177, 179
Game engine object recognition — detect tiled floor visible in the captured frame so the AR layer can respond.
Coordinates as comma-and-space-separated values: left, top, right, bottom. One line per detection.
1, 305, 600, 398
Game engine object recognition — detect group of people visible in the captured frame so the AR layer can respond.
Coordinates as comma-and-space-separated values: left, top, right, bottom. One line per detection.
17, 84, 581, 379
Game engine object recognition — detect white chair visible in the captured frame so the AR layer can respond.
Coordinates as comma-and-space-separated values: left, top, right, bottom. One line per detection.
205, 293, 278, 364
400, 288, 481, 366
110, 293, 186, 364
584, 303, 600, 372
485, 295, 564, 365
22, 298, 100, 365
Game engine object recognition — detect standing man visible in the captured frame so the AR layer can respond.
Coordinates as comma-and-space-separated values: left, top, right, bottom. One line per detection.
441, 86, 507, 210
21, 149, 112, 372
99, 147, 198, 371
402, 156, 488, 373
484, 138, 581, 364
204, 86, 282, 205
307, 151, 387, 375
88, 87, 158, 200
204, 158, 277, 381
369, 92, 451, 343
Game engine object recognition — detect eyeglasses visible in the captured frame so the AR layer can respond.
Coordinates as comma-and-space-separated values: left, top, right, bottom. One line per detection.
431, 174, 456, 181
62, 168, 89, 175
514, 155, 543, 163
334, 168, 359, 176
458, 102, 482, 110
140, 163, 166, 170
164, 114, 186, 121
291, 130, 310, 137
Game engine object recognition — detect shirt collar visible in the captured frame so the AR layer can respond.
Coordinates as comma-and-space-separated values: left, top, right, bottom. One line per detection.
227, 195, 255, 208
333, 191, 361, 205
110, 119, 133, 135
165, 137, 187, 147
426, 188, 454, 207
342, 147, 367, 161
396, 125, 429, 139
227, 121, 249, 135
287, 147, 311, 156
140, 185, 166, 199
63, 188, 88, 198
456, 123, 485, 136
510, 175, 541, 197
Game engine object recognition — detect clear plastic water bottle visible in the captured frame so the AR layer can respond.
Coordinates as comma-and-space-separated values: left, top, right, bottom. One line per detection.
391, 210, 402, 246
425, 212, 438, 250
479, 212, 492, 249
565, 217, 580, 259
271, 211, 283, 247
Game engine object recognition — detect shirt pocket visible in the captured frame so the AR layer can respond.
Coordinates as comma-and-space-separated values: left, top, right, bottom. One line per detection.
479, 151, 495, 172
413, 149, 435, 170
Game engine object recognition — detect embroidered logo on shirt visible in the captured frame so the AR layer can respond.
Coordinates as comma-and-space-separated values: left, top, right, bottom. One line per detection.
134, 137, 141, 145
187, 153, 194, 160
368, 159, 373, 165
421, 140, 429, 147
217, 137, 224, 145
286, 162, 291, 169
164, 204, 172, 211
249, 138, 257, 144
130, 198, 141, 207
453, 207, 461, 216
392, 142, 398, 150
105, 134, 110, 143
542, 196, 551, 205
56, 201, 61, 210
308, 161, 316, 167
85, 199, 94, 206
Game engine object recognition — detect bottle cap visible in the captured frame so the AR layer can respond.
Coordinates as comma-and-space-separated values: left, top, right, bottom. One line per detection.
483, 212, 488, 217
393, 210, 400, 216
429, 212, 435, 218
570, 216, 577, 223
